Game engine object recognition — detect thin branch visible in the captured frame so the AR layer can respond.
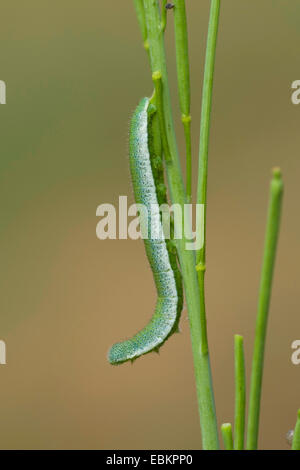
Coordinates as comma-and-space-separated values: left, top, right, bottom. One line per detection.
247, 168, 284, 450
173, 0, 192, 202
292, 410, 300, 450
221, 423, 234, 450
234, 334, 246, 450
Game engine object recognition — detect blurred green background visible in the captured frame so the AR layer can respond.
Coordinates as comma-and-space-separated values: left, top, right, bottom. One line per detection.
0, 0, 299, 450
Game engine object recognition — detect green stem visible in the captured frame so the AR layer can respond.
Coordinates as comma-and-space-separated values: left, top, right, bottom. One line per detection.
189, 0, 221, 447
133, 0, 149, 53
143, 0, 219, 449
246, 168, 284, 450
196, 0, 220, 269
152, 71, 172, 162
221, 423, 234, 450
292, 410, 300, 450
173, 0, 192, 203
182, 116, 192, 203
160, 0, 168, 31
195, 0, 220, 363
234, 335, 246, 450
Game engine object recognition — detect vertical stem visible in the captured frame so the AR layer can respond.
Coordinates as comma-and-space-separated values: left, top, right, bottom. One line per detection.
196, 0, 220, 269
182, 116, 192, 202
292, 410, 300, 450
195, 0, 220, 352
221, 423, 234, 450
246, 168, 284, 450
234, 334, 246, 450
173, 0, 192, 202
152, 71, 172, 162
189, 0, 221, 447
161, 0, 168, 32
143, 0, 219, 449
133, 0, 149, 53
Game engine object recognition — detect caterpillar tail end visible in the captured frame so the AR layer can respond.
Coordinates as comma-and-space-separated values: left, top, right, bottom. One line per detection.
108, 340, 141, 365
107, 343, 128, 365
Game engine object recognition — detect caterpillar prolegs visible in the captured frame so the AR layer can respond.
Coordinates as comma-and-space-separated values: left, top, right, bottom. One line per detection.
108, 97, 183, 365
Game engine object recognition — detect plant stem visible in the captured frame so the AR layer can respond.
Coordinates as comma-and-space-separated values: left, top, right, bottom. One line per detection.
196, 0, 220, 270
143, 0, 219, 449
195, 0, 220, 365
152, 71, 172, 162
173, 0, 192, 203
221, 423, 234, 450
292, 410, 300, 450
189, 0, 221, 447
160, 0, 168, 32
133, 0, 149, 53
234, 334, 246, 450
246, 168, 284, 450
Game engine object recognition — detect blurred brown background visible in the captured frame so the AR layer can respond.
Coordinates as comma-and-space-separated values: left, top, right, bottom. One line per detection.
0, 0, 299, 450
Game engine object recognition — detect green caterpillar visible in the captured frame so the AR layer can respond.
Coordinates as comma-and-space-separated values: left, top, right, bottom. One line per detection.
108, 97, 183, 365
